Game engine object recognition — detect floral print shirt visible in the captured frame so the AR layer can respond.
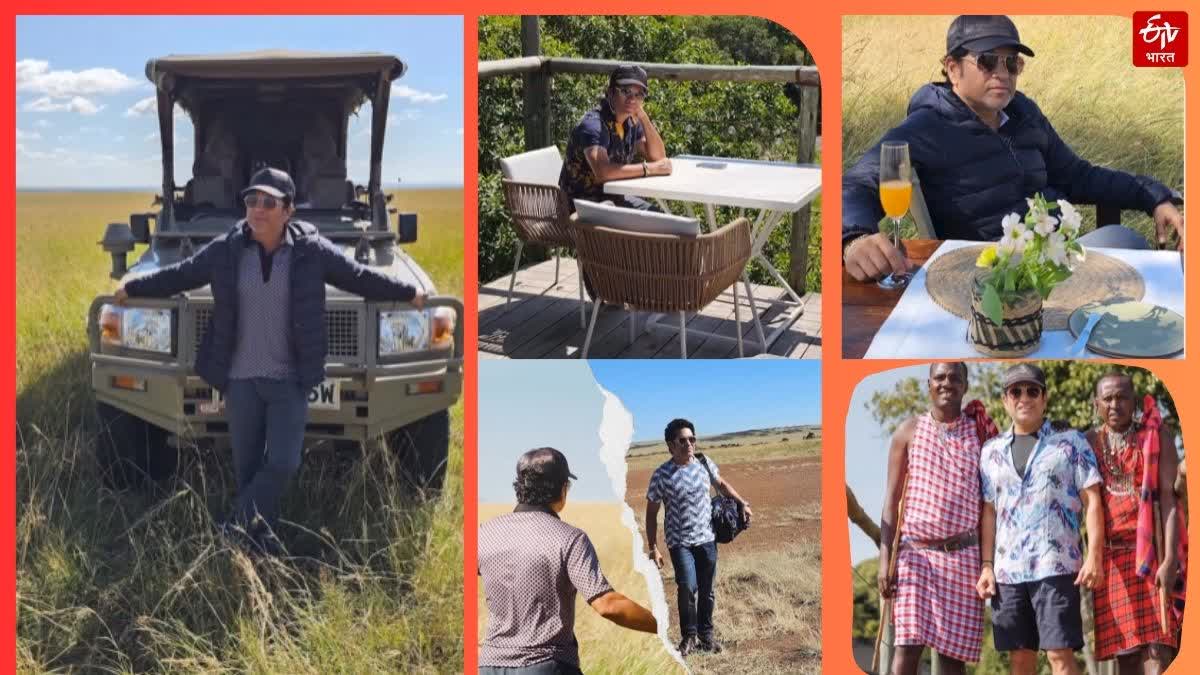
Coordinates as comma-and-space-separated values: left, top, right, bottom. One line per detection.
980, 420, 1101, 584
559, 97, 645, 205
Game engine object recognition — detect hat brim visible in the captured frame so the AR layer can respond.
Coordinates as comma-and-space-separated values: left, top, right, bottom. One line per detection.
240, 184, 287, 199
568, 471, 578, 480
614, 78, 649, 92
960, 36, 1035, 57
1004, 377, 1046, 390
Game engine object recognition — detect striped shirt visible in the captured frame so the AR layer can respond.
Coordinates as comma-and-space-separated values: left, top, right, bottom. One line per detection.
647, 456, 720, 548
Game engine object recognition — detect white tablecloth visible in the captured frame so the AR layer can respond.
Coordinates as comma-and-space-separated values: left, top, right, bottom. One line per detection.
863, 240, 1186, 359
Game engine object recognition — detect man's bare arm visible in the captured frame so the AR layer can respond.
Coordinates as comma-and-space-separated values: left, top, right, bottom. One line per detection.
583, 146, 671, 183
635, 110, 667, 161
589, 591, 658, 633
878, 417, 914, 598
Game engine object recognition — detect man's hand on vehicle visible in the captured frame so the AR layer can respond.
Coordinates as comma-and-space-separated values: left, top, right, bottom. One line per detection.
844, 232, 910, 282
410, 292, 426, 310
1152, 201, 1184, 250
113, 287, 129, 306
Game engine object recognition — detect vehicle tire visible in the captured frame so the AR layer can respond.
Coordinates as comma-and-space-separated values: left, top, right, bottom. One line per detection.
384, 410, 450, 491
94, 402, 176, 490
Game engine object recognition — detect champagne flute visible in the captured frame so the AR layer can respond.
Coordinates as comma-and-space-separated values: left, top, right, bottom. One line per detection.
877, 141, 913, 290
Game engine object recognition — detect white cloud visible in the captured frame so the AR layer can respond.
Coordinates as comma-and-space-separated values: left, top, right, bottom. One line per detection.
35, 119, 52, 128
387, 109, 422, 124
125, 96, 157, 117
16, 58, 140, 98
143, 132, 159, 142
392, 84, 447, 104
24, 95, 103, 115
16, 129, 41, 141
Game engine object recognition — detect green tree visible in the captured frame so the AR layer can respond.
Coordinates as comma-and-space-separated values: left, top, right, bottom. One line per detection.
477, 15, 821, 291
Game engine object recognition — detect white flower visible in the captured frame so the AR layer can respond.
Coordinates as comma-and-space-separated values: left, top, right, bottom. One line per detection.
1000, 213, 1033, 255
1045, 232, 1069, 266
1068, 243, 1087, 267
1057, 199, 1082, 236
1033, 212, 1058, 236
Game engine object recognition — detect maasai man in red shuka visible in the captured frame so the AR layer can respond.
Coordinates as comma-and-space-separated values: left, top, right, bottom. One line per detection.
879, 362, 999, 675
1086, 372, 1187, 674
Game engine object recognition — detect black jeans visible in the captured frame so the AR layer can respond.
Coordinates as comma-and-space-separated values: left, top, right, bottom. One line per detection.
669, 541, 718, 638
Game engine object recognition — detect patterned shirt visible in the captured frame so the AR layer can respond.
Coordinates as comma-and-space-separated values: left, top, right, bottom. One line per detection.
647, 456, 720, 549
980, 421, 1102, 584
477, 506, 613, 668
228, 228, 296, 381
559, 97, 646, 204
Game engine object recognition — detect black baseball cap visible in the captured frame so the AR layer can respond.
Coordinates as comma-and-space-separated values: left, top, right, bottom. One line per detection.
609, 64, 649, 93
947, 15, 1035, 57
240, 166, 296, 201
1002, 363, 1047, 390
516, 447, 578, 484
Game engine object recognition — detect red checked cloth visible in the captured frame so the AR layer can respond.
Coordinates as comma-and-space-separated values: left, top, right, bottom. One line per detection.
892, 404, 996, 662
1091, 396, 1186, 658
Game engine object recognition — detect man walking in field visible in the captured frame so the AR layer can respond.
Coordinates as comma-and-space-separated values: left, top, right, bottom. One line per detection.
116, 167, 423, 555
478, 447, 657, 675
1086, 372, 1186, 673
559, 64, 672, 211
877, 362, 998, 675
976, 364, 1104, 675
645, 418, 752, 656
842, 15, 1184, 282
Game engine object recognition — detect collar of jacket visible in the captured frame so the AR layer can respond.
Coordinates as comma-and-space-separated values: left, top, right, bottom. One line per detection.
909, 82, 1033, 132
513, 503, 560, 519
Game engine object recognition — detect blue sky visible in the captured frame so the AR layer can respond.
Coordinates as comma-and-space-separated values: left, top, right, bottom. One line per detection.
588, 360, 822, 443
15, 16, 463, 189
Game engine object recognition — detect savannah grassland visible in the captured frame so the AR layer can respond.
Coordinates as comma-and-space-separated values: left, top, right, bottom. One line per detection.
842, 15, 1184, 241
477, 502, 683, 675
17, 189, 465, 672
627, 427, 824, 674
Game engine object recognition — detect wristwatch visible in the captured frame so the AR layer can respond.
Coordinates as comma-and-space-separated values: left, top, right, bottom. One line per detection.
842, 234, 867, 262
642, 161, 648, 177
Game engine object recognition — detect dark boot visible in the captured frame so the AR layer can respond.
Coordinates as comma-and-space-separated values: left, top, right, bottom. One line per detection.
699, 633, 724, 653
678, 635, 699, 657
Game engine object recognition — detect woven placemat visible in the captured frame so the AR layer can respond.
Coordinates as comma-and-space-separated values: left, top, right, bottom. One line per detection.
925, 245, 1145, 331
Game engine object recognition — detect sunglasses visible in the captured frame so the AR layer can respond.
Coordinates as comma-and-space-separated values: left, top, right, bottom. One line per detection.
968, 52, 1025, 76
616, 85, 648, 100
1006, 385, 1044, 400
673, 436, 697, 445
243, 194, 282, 210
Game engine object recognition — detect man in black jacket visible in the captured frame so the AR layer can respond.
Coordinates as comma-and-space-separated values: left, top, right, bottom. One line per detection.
115, 167, 423, 553
842, 15, 1184, 282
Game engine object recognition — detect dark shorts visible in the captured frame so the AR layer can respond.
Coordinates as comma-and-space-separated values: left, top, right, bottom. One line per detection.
991, 574, 1084, 652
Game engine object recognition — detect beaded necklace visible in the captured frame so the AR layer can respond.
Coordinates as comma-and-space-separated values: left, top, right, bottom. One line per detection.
1098, 423, 1138, 496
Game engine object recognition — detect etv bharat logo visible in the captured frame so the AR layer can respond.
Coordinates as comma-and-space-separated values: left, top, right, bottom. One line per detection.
1134, 12, 1187, 66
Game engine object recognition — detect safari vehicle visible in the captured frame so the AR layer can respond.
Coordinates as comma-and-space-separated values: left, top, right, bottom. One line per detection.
87, 51, 462, 490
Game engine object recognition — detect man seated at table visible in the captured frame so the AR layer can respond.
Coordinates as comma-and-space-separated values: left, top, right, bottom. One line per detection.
842, 15, 1184, 283
559, 64, 673, 211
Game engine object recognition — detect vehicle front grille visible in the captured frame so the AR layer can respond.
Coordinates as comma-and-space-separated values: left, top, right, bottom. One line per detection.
192, 306, 361, 360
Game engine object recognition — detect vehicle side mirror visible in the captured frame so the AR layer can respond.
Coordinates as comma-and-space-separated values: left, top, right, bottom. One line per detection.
129, 213, 153, 244
100, 223, 136, 279
397, 212, 418, 243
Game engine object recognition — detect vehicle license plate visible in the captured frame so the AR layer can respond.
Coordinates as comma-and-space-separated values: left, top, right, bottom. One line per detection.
208, 379, 342, 412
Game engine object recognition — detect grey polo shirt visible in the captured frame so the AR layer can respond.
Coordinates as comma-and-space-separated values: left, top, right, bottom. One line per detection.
229, 232, 296, 381
478, 505, 613, 668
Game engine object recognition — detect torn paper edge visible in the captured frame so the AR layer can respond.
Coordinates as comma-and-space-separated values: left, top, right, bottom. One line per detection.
594, 383, 688, 671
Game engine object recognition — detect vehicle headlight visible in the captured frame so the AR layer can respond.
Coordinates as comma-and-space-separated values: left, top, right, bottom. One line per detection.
99, 304, 173, 354
378, 307, 456, 356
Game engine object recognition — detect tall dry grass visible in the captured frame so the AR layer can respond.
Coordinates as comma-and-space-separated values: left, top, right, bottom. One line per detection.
17, 189, 465, 673
477, 502, 683, 675
842, 15, 1184, 240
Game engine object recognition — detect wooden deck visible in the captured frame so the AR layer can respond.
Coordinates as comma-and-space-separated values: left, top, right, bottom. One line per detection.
479, 258, 821, 359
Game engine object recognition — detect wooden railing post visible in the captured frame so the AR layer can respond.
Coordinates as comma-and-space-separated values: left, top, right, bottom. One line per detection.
789, 74, 819, 295
520, 16, 552, 151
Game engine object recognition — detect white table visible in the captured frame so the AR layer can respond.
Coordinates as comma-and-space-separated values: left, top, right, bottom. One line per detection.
863, 240, 1186, 359
603, 155, 822, 349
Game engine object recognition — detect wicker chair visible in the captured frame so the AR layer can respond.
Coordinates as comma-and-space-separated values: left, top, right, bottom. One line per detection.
499, 146, 585, 327
573, 217, 765, 359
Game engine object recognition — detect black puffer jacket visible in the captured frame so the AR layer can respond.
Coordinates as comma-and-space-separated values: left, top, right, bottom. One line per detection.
842, 83, 1174, 243
124, 220, 416, 392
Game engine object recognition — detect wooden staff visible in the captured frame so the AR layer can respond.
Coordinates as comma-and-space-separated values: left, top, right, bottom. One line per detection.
872, 472, 909, 674
1153, 501, 1170, 636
